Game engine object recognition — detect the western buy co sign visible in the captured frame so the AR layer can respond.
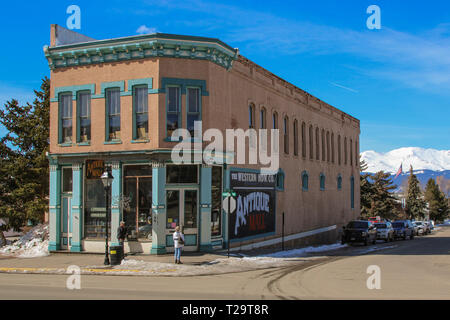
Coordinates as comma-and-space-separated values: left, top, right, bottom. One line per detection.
85, 160, 105, 179
229, 170, 276, 240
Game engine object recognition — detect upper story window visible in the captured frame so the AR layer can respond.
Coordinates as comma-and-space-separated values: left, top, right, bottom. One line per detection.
77, 91, 91, 143
59, 93, 73, 144
249, 104, 255, 128
320, 173, 326, 191
106, 88, 121, 141
337, 174, 342, 190
331, 133, 335, 163
350, 139, 353, 166
273, 112, 278, 129
321, 129, 325, 161
187, 87, 201, 136
167, 86, 181, 138
301, 171, 309, 191
293, 119, 298, 156
326, 131, 330, 162
283, 116, 289, 154
133, 85, 148, 140
309, 125, 314, 160
276, 168, 285, 191
344, 137, 348, 165
301, 122, 306, 158
315, 127, 320, 160
260, 107, 266, 129
355, 140, 359, 167
338, 135, 342, 165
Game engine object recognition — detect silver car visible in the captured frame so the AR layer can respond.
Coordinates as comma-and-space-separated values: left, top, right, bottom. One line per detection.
374, 222, 394, 242
413, 221, 425, 236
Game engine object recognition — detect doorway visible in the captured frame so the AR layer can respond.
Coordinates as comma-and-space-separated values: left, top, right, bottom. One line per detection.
165, 188, 198, 251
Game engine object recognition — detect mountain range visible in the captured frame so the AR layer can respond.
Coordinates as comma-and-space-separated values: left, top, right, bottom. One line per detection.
360, 147, 450, 196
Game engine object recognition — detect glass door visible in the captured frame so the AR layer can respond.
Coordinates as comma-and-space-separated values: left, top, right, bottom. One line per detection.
165, 188, 198, 250
60, 196, 72, 250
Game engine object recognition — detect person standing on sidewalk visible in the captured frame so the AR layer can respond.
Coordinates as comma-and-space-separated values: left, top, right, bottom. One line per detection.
117, 221, 127, 246
173, 226, 185, 264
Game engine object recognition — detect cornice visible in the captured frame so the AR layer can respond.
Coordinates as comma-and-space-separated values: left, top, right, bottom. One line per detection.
44, 34, 239, 71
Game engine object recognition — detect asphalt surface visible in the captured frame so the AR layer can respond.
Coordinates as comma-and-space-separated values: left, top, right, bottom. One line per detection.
0, 226, 448, 300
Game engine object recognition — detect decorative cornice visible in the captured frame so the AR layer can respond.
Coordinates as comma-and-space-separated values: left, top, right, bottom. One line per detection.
44, 33, 239, 71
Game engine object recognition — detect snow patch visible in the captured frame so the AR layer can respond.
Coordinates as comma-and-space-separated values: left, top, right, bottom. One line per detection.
0, 224, 49, 258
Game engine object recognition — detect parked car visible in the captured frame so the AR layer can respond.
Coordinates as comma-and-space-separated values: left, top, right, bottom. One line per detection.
413, 221, 425, 236
423, 221, 432, 234
342, 220, 377, 246
374, 222, 394, 242
392, 220, 415, 240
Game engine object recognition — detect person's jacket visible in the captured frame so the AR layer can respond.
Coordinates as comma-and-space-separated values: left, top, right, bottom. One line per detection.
117, 226, 127, 240
173, 231, 185, 249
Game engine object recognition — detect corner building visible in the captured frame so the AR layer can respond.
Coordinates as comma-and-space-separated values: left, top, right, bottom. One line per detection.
46, 25, 360, 254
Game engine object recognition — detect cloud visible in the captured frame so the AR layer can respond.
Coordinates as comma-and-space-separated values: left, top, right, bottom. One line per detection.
136, 0, 450, 94
136, 25, 157, 34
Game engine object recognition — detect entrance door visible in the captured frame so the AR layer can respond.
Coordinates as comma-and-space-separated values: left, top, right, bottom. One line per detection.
165, 189, 198, 251
60, 195, 72, 250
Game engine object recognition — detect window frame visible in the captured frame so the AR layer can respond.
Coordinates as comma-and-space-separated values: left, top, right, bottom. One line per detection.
59, 92, 73, 144
186, 86, 202, 137
105, 87, 121, 142
301, 170, 309, 191
132, 84, 149, 141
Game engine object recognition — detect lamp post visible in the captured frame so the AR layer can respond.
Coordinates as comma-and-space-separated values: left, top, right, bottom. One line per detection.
101, 167, 114, 265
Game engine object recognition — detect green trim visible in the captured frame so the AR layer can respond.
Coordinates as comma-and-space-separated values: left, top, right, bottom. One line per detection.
58, 143, 73, 147
44, 33, 238, 71
101, 81, 125, 94
301, 170, 309, 191
150, 246, 167, 255
161, 78, 208, 96
131, 139, 150, 144
276, 168, 285, 191
320, 173, 326, 191
77, 142, 90, 146
76, 90, 91, 143
128, 78, 153, 93
51, 84, 96, 102
132, 84, 149, 140
103, 140, 122, 145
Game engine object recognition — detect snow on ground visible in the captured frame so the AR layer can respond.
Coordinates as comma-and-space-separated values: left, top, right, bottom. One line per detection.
109, 242, 347, 276
0, 224, 49, 258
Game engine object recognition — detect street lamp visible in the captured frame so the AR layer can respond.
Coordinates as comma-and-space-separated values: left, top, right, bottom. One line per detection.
101, 167, 114, 265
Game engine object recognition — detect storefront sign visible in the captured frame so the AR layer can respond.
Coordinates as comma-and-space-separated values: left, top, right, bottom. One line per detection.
229, 170, 276, 240
85, 160, 105, 179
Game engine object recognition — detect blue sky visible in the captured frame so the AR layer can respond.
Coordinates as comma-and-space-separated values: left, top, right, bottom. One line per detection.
1, 0, 449, 153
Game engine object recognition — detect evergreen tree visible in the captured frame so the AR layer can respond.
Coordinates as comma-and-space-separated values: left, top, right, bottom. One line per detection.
0, 77, 49, 240
368, 171, 398, 220
360, 158, 375, 218
405, 166, 426, 220
425, 178, 450, 223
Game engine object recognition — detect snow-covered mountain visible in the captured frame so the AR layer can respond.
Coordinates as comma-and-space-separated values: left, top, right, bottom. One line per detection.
360, 147, 450, 174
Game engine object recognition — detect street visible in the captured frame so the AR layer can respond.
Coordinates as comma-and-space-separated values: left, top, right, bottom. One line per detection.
0, 226, 448, 300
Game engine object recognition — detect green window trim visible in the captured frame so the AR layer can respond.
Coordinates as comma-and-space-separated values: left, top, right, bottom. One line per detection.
186, 86, 202, 137
320, 173, 326, 191
132, 84, 149, 141
76, 90, 91, 143
105, 87, 122, 142
58, 92, 74, 144
301, 170, 309, 191
51, 84, 96, 102
165, 85, 182, 141
337, 174, 343, 190
276, 168, 285, 191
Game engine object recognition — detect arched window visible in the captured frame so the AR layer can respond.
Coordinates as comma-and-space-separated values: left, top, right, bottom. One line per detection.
337, 174, 342, 190
301, 171, 309, 191
293, 119, 298, 156
320, 173, 326, 191
331, 133, 335, 163
321, 129, 325, 161
260, 107, 266, 129
344, 137, 348, 165
284, 116, 289, 154
350, 139, 353, 166
338, 135, 341, 165
326, 131, 330, 162
309, 125, 314, 160
315, 127, 320, 160
301, 122, 306, 158
249, 104, 255, 128
350, 176, 355, 208
272, 112, 278, 129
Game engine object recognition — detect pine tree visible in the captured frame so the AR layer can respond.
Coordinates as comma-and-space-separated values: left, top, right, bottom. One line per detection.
0, 77, 49, 240
360, 158, 375, 218
405, 166, 426, 220
425, 178, 450, 223
368, 171, 398, 220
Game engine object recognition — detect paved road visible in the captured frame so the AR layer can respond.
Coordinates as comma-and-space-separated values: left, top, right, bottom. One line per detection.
0, 226, 448, 300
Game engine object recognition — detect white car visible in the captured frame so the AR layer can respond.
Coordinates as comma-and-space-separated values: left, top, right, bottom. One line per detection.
413, 221, 425, 236
374, 222, 394, 242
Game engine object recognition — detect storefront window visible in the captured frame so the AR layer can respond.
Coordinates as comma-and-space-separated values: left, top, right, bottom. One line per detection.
184, 190, 197, 229
123, 165, 152, 240
211, 166, 222, 236
166, 190, 180, 229
166, 165, 198, 184
84, 178, 110, 239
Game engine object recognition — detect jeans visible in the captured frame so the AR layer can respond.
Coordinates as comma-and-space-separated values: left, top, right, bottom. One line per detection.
174, 247, 182, 261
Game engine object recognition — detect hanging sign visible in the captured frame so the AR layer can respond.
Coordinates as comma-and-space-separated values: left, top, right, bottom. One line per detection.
85, 160, 105, 179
